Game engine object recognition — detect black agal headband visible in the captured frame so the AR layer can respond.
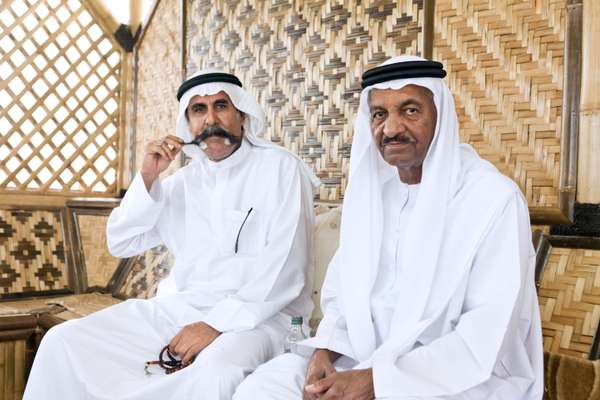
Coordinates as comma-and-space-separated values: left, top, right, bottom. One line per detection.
176, 73, 243, 101
361, 60, 446, 89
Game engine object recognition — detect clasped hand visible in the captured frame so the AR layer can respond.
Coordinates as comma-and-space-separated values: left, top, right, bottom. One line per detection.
303, 349, 374, 400
168, 322, 221, 365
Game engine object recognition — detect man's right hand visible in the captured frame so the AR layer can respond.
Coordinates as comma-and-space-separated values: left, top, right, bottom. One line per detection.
303, 348, 340, 400
140, 135, 184, 191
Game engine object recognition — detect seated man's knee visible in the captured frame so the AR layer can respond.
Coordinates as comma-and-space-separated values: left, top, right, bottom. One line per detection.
234, 353, 309, 400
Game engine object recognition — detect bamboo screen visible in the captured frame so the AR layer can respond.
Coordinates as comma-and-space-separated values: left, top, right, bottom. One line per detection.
0, 0, 123, 197
433, 0, 569, 216
134, 0, 182, 176
77, 214, 119, 289
538, 246, 600, 358
185, 0, 425, 201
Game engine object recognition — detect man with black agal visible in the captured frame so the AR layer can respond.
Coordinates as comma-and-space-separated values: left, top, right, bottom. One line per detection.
24, 70, 320, 400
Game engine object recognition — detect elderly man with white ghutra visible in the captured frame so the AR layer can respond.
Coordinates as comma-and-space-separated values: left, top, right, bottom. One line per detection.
233, 55, 543, 399
23, 71, 319, 400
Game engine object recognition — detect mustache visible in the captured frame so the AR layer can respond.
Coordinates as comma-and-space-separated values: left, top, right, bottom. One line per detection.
191, 126, 241, 145
382, 134, 416, 145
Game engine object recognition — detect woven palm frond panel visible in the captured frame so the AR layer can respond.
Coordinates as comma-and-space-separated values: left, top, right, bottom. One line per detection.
538, 247, 600, 358
433, 0, 566, 211
0, 0, 123, 196
0, 339, 27, 400
0, 209, 69, 297
77, 214, 119, 289
185, 0, 425, 201
116, 245, 173, 299
134, 0, 182, 176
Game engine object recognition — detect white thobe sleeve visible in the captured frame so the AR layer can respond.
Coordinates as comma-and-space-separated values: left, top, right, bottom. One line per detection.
200, 163, 314, 332
106, 172, 168, 257
296, 250, 357, 360
372, 193, 536, 398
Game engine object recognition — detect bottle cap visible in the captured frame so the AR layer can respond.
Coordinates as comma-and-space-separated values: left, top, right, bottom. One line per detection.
291, 316, 303, 325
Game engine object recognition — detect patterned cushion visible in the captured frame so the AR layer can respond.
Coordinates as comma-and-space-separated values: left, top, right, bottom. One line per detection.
115, 245, 173, 299
0, 209, 70, 298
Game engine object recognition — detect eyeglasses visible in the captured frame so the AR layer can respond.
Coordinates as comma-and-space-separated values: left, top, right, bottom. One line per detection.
144, 345, 190, 375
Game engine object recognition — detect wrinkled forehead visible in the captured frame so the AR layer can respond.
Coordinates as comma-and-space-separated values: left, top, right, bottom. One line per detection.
186, 90, 233, 106
185, 90, 245, 115
367, 84, 436, 108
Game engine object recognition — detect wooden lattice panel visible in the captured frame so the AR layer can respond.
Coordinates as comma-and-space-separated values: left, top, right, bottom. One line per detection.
0, 209, 69, 296
77, 214, 119, 289
134, 0, 181, 176
185, 0, 424, 201
0, 0, 122, 196
116, 245, 173, 299
538, 247, 600, 358
433, 0, 566, 211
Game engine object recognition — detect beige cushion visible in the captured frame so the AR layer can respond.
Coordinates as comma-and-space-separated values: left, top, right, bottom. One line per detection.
0, 293, 121, 320
310, 206, 342, 326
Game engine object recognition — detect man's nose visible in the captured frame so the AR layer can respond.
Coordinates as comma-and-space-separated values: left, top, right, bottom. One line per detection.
204, 106, 218, 126
382, 115, 406, 137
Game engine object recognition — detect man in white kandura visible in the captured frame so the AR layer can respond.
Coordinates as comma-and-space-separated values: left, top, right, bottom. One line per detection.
23, 71, 319, 399
234, 56, 544, 399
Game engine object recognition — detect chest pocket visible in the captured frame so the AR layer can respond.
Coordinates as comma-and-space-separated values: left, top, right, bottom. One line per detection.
220, 208, 264, 256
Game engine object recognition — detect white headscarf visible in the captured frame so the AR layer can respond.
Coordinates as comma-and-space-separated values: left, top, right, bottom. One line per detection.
175, 69, 320, 188
337, 55, 501, 361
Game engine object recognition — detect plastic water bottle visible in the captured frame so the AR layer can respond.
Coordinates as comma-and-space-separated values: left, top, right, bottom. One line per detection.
284, 316, 307, 353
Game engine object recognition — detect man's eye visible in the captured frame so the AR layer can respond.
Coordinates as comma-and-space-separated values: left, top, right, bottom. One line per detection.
406, 108, 418, 115
372, 111, 385, 120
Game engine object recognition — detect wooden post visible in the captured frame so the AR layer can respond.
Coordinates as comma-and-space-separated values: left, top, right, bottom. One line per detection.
129, 0, 143, 37
118, 51, 133, 192
578, 0, 600, 203
83, 0, 120, 36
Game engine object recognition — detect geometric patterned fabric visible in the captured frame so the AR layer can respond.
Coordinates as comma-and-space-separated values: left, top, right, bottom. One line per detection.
538, 247, 600, 358
184, 0, 424, 201
116, 245, 173, 299
0, 209, 69, 296
0, 0, 122, 196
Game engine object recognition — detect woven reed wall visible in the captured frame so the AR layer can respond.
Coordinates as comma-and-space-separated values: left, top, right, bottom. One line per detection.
433, 0, 566, 212
134, 0, 182, 176
77, 214, 119, 288
0, 0, 123, 198
0, 339, 27, 400
538, 246, 600, 358
0, 209, 69, 297
184, 0, 424, 201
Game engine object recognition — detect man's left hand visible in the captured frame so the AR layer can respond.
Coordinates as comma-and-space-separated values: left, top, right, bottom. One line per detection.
169, 322, 221, 365
304, 369, 375, 400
